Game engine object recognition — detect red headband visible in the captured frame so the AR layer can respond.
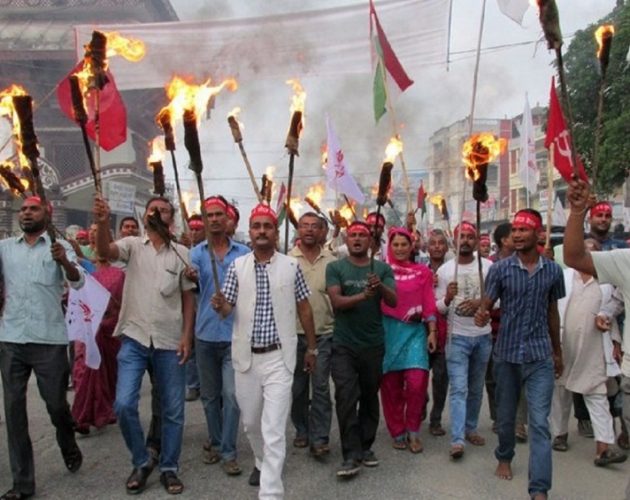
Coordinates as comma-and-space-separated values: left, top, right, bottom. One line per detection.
24, 196, 53, 216
226, 205, 237, 221
204, 196, 228, 213
188, 219, 204, 230
512, 211, 542, 230
479, 234, 491, 243
590, 202, 612, 218
347, 221, 371, 236
250, 204, 278, 225
454, 221, 476, 236
366, 213, 385, 227
76, 230, 89, 239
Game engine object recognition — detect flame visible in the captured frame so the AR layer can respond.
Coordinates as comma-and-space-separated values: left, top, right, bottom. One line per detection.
265, 165, 275, 180
0, 85, 31, 168
305, 183, 325, 206
288, 197, 303, 218
158, 75, 238, 126
461, 132, 507, 181
362, 207, 369, 220
384, 136, 403, 163
429, 194, 444, 206
339, 203, 354, 223
181, 191, 199, 215
227, 106, 244, 130
147, 136, 166, 165
286, 79, 306, 114
105, 32, 146, 62
370, 182, 379, 197
595, 25, 615, 58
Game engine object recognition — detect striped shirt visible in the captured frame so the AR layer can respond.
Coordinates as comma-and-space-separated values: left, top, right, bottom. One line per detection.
485, 254, 565, 364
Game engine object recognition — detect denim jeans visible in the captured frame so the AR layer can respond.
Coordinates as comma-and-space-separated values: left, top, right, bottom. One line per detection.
115, 337, 185, 472
446, 334, 492, 446
185, 340, 200, 391
494, 357, 555, 497
196, 339, 240, 461
291, 334, 333, 446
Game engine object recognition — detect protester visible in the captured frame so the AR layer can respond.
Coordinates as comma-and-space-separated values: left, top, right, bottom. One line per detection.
289, 212, 336, 457
476, 209, 564, 500
211, 203, 317, 500
0, 197, 85, 500
380, 227, 436, 453
326, 220, 396, 477
188, 196, 249, 475
478, 233, 492, 258
119, 216, 140, 238
94, 195, 195, 495
435, 221, 492, 459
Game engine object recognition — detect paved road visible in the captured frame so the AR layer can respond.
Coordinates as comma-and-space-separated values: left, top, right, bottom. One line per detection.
0, 375, 628, 499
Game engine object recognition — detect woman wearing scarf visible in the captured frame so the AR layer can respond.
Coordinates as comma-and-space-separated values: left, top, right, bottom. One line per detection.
381, 227, 438, 453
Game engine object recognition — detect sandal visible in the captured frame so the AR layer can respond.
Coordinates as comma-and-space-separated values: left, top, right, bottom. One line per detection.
408, 436, 423, 454
449, 444, 464, 460
160, 471, 184, 495
63, 445, 83, 473
465, 432, 486, 446
392, 437, 407, 450
594, 449, 628, 467
125, 464, 154, 495
429, 424, 446, 436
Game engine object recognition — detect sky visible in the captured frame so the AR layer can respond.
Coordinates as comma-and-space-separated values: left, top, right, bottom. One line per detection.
164, 0, 617, 218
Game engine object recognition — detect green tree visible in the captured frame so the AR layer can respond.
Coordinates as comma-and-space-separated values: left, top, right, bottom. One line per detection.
562, 1, 630, 195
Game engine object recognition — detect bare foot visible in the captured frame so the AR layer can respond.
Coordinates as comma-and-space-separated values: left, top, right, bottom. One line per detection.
495, 461, 512, 480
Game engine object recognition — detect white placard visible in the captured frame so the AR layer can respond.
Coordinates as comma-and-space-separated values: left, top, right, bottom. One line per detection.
106, 181, 136, 215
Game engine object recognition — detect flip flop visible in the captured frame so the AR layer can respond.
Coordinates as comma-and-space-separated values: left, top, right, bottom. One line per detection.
160, 471, 184, 495
594, 449, 628, 467
126, 464, 154, 495
449, 444, 464, 460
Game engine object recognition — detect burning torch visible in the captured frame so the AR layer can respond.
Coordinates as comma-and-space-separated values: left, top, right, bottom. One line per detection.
304, 184, 333, 225
147, 137, 166, 197
227, 107, 262, 203
592, 24, 615, 189
284, 79, 305, 253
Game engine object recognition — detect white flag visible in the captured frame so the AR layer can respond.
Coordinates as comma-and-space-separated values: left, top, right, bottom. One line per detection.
65, 274, 111, 370
552, 195, 567, 226
519, 94, 538, 195
496, 0, 530, 25
326, 115, 365, 204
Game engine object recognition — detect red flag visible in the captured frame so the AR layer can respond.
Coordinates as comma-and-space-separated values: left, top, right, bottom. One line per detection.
544, 77, 588, 182
417, 181, 427, 215
57, 62, 127, 151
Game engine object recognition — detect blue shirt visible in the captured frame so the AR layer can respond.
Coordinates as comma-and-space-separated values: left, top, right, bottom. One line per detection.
485, 254, 565, 364
0, 233, 84, 345
191, 238, 250, 342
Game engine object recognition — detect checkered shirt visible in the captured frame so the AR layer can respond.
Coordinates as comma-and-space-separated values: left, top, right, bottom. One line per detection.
222, 260, 311, 348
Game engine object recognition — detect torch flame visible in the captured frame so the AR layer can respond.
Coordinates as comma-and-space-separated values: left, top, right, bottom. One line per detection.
595, 25, 615, 58
384, 136, 403, 163
305, 183, 325, 207
159, 75, 238, 126
286, 79, 306, 114
105, 32, 146, 62
339, 203, 355, 224
429, 194, 444, 206
265, 165, 276, 180
181, 190, 199, 215
289, 197, 303, 218
0, 85, 31, 168
147, 136, 166, 165
461, 132, 506, 181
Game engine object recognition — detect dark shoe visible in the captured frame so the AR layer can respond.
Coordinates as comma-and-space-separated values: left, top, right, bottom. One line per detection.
125, 464, 154, 495
160, 471, 184, 495
552, 434, 568, 452
310, 444, 330, 457
185, 388, 200, 402
293, 436, 308, 448
0, 490, 33, 500
594, 449, 628, 467
63, 445, 83, 473
221, 459, 242, 476
617, 431, 629, 450
361, 449, 379, 467
577, 419, 594, 438
429, 424, 446, 436
336, 460, 361, 478
202, 441, 220, 464
515, 424, 528, 443
248, 467, 260, 486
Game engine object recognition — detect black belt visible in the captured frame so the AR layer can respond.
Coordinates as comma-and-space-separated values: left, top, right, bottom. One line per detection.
251, 343, 281, 354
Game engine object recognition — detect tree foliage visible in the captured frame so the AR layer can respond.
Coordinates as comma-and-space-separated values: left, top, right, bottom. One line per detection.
563, 1, 630, 195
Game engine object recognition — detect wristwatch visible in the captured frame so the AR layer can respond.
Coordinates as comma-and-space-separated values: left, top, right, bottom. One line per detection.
307, 348, 319, 356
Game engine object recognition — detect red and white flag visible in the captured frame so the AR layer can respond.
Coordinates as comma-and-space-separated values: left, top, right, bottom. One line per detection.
519, 94, 538, 194
326, 115, 365, 204
544, 77, 588, 183
65, 274, 111, 369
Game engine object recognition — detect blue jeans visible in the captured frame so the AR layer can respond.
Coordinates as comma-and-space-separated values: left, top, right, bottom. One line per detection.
115, 337, 185, 472
291, 334, 333, 446
446, 334, 492, 446
185, 341, 200, 390
196, 339, 239, 461
494, 357, 555, 496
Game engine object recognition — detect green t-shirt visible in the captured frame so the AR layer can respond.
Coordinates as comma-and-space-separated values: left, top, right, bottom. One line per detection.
325, 258, 395, 349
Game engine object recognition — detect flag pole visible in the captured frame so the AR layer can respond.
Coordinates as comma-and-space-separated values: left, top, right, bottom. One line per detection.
546, 143, 554, 249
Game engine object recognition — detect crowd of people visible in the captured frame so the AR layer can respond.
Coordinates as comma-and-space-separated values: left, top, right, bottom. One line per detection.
0, 177, 628, 500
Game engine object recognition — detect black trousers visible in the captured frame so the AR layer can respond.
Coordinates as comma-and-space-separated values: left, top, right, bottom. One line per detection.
0, 342, 77, 495
331, 342, 384, 462
429, 351, 449, 426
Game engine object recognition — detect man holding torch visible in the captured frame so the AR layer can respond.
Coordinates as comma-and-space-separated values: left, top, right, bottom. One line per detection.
0, 196, 85, 500
211, 204, 317, 500
93, 195, 195, 495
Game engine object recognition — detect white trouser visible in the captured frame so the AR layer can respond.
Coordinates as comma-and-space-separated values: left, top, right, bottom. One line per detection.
583, 393, 615, 444
550, 383, 572, 437
235, 350, 293, 500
